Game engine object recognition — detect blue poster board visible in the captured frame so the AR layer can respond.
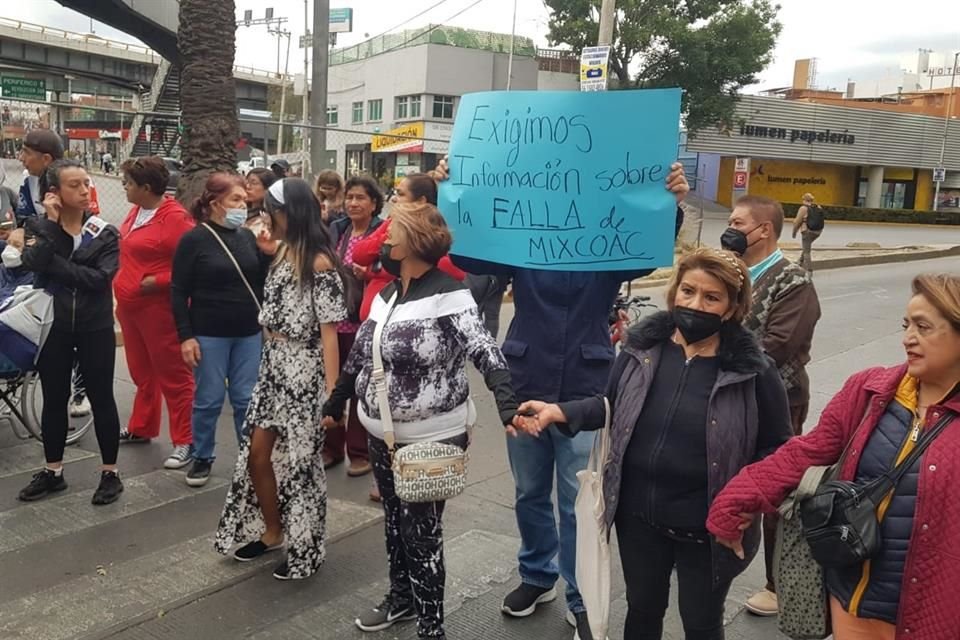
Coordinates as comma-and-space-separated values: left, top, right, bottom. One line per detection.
438, 88, 682, 271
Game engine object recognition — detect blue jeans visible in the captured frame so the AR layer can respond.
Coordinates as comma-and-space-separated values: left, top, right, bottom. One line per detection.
190, 334, 262, 462
506, 425, 593, 613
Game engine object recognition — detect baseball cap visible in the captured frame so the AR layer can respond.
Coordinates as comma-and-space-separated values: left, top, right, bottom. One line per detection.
270, 159, 291, 172
23, 129, 65, 160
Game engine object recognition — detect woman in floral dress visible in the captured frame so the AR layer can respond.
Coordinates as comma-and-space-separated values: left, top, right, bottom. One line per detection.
215, 178, 346, 580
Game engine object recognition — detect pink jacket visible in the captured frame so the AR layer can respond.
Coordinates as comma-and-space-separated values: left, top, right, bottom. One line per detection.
707, 364, 960, 639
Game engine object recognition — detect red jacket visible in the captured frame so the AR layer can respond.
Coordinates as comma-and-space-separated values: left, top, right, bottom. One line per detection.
352, 219, 466, 321
114, 197, 195, 304
707, 364, 960, 639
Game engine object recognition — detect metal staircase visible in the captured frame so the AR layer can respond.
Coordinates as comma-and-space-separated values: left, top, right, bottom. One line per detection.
121, 58, 182, 161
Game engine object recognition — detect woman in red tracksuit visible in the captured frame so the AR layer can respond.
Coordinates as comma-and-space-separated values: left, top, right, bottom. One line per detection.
352, 173, 464, 321
114, 156, 196, 470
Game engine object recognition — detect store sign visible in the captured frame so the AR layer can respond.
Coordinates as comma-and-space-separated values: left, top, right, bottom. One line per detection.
329, 8, 354, 33
371, 122, 424, 153
739, 124, 855, 145
423, 122, 453, 154
1, 76, 46, 100
579, 46, 610, 92
927, 66, 959, 77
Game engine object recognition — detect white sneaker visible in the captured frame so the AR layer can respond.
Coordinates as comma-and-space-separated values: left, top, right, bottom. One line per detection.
164, 445, 193, 470
745, 588, 779, 616
70, 397, 92, 417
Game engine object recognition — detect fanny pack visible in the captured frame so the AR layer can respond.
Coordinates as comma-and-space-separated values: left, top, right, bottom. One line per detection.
799, 409, 954, 568
372, 290, 469, 503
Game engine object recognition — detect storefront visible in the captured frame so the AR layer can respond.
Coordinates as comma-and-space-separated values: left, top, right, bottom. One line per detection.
688, 95, 960, 211
370, 121, 452, 186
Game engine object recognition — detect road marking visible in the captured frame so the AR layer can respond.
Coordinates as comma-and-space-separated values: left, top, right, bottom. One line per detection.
0, 497, 383, 640
247, 529, 519, 639
0, 470, 229, 555
0, 442, 96, 479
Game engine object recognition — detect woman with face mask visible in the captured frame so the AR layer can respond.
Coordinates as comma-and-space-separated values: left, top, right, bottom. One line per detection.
16, 159, 123, 506
322, 202, 519, 639
513, 248, 793, 640
215, 178, 346, 581
171, 172, 273, 488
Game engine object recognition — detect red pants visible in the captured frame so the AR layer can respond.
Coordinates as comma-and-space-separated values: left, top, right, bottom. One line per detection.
116, 296, 194, 446
323, 331, 369, 463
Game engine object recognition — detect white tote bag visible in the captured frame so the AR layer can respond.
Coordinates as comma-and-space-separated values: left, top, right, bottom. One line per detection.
574, 397, 612, 640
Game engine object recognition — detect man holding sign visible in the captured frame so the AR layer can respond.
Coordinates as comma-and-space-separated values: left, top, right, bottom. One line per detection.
437, 89, 687, 639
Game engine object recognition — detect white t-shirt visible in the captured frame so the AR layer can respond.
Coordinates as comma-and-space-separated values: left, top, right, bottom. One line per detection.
27, 175, 43, 212
132, 207, 159, 230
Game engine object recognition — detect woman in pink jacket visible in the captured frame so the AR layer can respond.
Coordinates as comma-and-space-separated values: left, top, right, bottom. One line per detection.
708, 273, 960, 640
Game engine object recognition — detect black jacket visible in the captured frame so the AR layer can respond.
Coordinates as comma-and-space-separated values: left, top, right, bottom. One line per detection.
21, 214, 119, 333
329, 215, 383, 256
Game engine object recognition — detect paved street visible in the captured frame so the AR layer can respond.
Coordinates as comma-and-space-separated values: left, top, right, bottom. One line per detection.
0, 254, 948, 640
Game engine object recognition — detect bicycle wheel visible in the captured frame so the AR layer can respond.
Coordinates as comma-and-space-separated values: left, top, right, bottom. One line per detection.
21, 371, 94, 445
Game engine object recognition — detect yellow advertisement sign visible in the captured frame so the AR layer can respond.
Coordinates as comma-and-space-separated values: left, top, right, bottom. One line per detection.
371, 122, 424, 153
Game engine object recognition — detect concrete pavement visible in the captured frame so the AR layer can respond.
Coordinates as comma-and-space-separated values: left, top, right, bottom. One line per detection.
0, 255, 946, 639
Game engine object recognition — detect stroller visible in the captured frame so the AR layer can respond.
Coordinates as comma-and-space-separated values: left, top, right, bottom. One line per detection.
0, 286, 92, 444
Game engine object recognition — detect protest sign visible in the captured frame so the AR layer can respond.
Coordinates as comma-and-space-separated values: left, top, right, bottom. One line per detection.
438, 88, 681, 272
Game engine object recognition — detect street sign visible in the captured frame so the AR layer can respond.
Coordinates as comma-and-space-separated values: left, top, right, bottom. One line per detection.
330, 8, 354, 33
734, 157, 750, 172
579, 45, 610, 92
1, 76, 46, 100
733, 171, 748, 188
299, 32, 312, 48
934, 167, 947, 183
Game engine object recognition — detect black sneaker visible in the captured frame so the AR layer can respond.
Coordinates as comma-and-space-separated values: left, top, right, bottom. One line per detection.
119, 428, 151, 444
186, 459, 212, 487
233, 539, 284, 562
91, 471, 124, 505
18, 469, 67, 502
567, 611, 596, 640
501, 583, 557, 617
355, 594, 417, 632
273, 559, 305, 581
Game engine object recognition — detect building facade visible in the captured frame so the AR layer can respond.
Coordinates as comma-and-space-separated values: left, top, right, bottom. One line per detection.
321, 26, 577, 186
687, 94, 960, 211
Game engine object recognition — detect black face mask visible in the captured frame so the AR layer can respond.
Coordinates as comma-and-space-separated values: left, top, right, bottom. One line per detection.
672, 306, 724, 345
379, 242, 403, 277
720, 224, 762, 256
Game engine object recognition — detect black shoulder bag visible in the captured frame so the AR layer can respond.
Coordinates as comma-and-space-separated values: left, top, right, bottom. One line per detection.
799, 410, 954, 569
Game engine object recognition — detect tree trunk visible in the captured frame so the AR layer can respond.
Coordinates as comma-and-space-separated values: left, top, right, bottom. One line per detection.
176, 0, 239, 206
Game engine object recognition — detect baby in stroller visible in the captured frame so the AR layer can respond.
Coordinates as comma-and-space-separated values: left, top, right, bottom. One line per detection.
1, 229, 36, 375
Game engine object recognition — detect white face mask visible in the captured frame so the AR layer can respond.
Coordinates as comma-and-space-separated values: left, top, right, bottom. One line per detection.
223, 208, 248, 230
2, 245, 22, 269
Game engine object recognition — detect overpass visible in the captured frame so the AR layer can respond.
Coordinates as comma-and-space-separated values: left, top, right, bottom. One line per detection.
0, 15, 281, 157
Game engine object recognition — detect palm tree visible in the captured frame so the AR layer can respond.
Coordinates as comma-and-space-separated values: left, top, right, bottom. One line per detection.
176, 0, 239, 204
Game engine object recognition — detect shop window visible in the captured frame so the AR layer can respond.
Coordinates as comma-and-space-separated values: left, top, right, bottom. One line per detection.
326, 106, 338, 126
432, 95, 455, 119
856, 180, 911, 209
368, 99, 383, 122
351, 102, 363, 124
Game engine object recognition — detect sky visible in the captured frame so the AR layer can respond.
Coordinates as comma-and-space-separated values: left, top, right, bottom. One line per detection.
3, 0, 960, 92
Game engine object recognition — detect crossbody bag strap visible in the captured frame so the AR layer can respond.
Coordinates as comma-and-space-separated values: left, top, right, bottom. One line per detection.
372, 290, 400, 453
202, 223, 262, 314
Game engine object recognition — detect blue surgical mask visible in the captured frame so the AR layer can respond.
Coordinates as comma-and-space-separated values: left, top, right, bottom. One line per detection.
223, 208, 247, 230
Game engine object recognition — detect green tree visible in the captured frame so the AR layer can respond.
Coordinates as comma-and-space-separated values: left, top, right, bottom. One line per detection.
546, 0, 781, 132
176, 0, 240, 203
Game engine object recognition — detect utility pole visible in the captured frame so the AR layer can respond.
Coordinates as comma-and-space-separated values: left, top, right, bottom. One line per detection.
302, 0, 310, 176
276, 30, 292, 155
933, 50, 959, 212
505, 0, 518, 90
309, 0, 330, 181
598, 0, 616, 46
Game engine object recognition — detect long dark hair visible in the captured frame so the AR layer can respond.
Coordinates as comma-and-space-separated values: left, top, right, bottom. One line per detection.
265, 178, 338, 286
402, 173, 438, 205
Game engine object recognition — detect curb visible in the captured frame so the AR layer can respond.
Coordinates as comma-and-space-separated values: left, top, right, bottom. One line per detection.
624, 245, 960, 290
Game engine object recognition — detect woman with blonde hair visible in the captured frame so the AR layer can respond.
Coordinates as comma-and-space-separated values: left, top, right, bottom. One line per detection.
709, 273, 960, 640
314, 169, 345, 225
515, 248, 793, 640
323, 202, 519, 639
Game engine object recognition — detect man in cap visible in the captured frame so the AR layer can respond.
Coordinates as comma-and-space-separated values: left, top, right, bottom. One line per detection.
270, 158, 291, 179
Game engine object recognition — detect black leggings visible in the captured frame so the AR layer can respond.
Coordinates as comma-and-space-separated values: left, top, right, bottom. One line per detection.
37, 327, 120, 465
616, 510, 733, 640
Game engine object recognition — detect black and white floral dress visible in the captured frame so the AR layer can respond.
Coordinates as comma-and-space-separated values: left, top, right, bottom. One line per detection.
215, 259, 347, 579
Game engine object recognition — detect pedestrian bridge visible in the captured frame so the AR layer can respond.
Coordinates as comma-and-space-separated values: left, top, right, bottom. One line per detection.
0, 16, 280, 102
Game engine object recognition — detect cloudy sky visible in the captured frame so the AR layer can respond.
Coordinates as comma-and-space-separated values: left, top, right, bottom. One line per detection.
4, 0, 960, 92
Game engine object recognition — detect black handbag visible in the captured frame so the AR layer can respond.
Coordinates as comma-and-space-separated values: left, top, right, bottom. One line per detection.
799, 409, 954, 569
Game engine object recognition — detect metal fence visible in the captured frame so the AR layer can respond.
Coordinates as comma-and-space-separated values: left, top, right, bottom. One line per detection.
1, 97, 451, 226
